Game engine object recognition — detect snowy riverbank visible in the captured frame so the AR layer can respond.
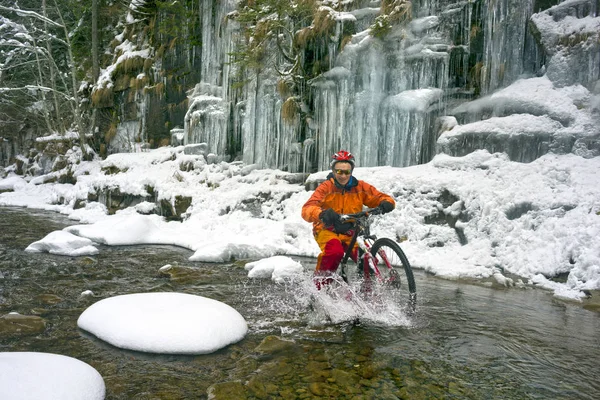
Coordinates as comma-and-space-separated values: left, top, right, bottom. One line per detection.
1, 147, 599, 301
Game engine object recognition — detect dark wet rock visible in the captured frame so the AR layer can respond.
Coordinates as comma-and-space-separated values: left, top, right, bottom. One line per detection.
96, 187, 150, 215
358, 363, 377, 379
52, 155, 68, 171
311, 352, 329, 362
330, 368, 360, 387
233, 356, 259, 378
174, 195, 192, 217
246, 377, 267, 399
235, 192, 272, 217
308, 382, 325, 396
305, 360, 330, 375
256, 359, 294, 378
158, 264, 210, 283
35, 294, 63, 305
278, 387, 296, 400
254, 335, 298, 356
207, 380, 247, 400
158, 195, 192, 221
582, 289, 600, 312
73, 198, 87, 209
0, 313, 46, 336
179, 160, 195, 172
79, 257, 98, 266
505, 201, 537, 220
354, 354, 369, 363
273, 361, 294, 377
359, 377, 380, 388
101, 165, 128, 175
308, 381, 344, 397
246, 376, 279, 399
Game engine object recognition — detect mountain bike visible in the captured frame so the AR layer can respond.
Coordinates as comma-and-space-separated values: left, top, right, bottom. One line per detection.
338, 207, 417, 309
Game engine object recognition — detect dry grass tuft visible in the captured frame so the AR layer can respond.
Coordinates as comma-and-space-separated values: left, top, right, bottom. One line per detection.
295, 27, 314, 48
340, 35, 353, 51
115, 56, 146, 75
91, 87, 114, 108
105, 122, 117, 143
313, 8, 334, 36
282, 97, 299, 125
277, 78, 293, 98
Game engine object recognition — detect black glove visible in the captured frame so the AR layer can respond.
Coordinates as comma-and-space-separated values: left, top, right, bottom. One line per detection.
333, 219, 354, 234
319, 208, 340, 226
378, 201, 394, 214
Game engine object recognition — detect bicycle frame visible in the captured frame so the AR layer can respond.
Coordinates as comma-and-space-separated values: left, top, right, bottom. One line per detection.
332, 209, 417, 308
338, 209, 383, 284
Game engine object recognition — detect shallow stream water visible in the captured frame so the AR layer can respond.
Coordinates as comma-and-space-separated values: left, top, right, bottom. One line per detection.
0, 206, 599, 399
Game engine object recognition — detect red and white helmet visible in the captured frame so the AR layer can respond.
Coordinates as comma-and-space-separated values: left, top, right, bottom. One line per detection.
330, 150, 355, 169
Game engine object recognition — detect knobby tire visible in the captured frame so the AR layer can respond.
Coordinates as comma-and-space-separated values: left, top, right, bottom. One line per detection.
369, 238, 417, 304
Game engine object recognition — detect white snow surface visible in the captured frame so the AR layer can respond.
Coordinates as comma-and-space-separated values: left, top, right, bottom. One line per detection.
0, 176, 26, 191
77, 292, 248, 354
1, 143, 600, 301
0, 352, 105, 400
25, 230, 99, 256
245, 255, 304, 283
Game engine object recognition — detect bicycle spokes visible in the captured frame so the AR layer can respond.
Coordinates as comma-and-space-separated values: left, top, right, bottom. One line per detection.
334, 209, 416, 308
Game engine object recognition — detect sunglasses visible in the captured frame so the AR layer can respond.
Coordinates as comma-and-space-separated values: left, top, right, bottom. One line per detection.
335, 169, 352, 176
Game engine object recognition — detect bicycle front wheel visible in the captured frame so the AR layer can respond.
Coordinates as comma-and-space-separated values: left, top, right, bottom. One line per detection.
370, 238, 417, 305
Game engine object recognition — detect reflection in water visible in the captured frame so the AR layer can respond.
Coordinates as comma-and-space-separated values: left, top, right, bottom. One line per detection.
1, 207, 599, 399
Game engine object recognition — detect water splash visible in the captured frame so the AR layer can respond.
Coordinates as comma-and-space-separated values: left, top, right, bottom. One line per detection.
243, 272, 414, 334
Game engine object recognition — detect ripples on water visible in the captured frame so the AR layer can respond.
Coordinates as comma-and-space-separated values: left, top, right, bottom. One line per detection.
1, 207, 599, 399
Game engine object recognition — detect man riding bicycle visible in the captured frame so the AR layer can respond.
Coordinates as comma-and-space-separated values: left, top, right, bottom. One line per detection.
301, 150, 395, 289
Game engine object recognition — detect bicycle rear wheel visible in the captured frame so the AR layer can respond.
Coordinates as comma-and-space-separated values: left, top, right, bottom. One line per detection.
370, 238, 416, 306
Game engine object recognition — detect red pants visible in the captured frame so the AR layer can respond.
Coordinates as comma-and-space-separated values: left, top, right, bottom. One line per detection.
314, 229, 357, 289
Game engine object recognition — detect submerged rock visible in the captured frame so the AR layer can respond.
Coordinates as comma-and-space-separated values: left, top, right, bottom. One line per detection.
35, 294, 63, 305
207, 381, 247, 400
0, 313, 46, 336
254, 335, 299, 357
158, 264, 210, 283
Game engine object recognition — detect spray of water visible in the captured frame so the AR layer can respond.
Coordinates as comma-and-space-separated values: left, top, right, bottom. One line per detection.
242, 272, 414, 334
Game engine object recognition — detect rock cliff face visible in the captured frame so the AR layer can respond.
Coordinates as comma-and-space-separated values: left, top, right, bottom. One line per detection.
96, 0, 599, 172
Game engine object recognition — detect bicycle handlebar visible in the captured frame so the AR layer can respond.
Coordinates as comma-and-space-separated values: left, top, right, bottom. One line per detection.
340, 207, 382, 221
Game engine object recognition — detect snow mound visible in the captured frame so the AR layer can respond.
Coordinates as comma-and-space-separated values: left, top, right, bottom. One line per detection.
77, 292, 247, 354
245, 255, 304, 283
25, 230, 99, 256
0, 176, 27, 191
0, 352, 105, 400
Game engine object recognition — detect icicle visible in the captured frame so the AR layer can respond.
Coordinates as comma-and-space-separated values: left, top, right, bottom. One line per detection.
481, 0, 534, 94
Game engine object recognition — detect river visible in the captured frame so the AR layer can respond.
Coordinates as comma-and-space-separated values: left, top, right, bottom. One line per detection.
0, 206, 598, 399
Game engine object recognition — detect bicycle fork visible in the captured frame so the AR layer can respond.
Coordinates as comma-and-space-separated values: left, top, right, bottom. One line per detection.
339, 233, 377, 289
356, 237, 378, 295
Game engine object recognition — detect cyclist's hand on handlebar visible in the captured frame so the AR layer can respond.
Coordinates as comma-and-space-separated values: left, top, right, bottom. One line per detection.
377, 200, 394, 214
319, 208, 340, 225
333, 220, 354, 234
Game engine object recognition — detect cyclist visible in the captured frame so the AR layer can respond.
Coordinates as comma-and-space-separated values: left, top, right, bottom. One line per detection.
301, 150, 395, 289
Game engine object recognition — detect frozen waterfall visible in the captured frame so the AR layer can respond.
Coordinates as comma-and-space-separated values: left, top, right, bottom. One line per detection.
176, 0, 599, 171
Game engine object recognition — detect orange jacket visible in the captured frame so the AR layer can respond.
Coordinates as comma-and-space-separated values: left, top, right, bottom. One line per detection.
302, 173, 395, 235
